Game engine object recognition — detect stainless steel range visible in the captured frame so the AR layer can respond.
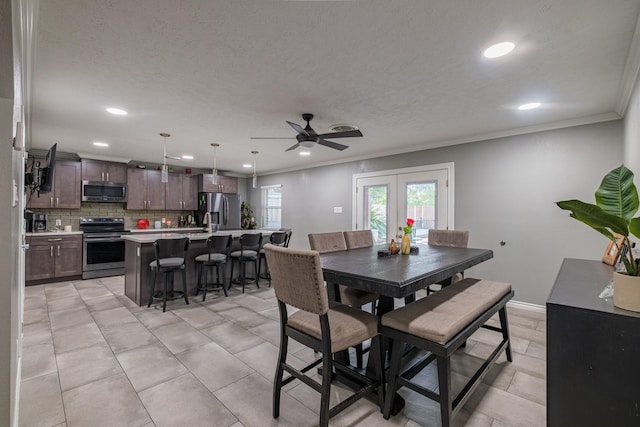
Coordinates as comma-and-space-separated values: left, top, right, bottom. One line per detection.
80, 217, 130, 279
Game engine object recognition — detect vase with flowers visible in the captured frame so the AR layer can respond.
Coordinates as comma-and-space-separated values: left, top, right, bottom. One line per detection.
401, 218, 415, 254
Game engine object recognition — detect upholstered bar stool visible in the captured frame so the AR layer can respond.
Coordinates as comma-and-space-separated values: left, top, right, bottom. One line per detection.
259, 231, 288, 286
194, 234, 232, 300
264, 244, 384, 427
147, 237, 190, 312
229, 233, 262, 293
426, 229, 469, 294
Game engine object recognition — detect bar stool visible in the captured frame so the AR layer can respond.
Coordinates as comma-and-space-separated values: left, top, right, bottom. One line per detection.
259, 231, 288, 286
229, 233, 262, 293
194, 234, 232, 300
147, 237, 190, 312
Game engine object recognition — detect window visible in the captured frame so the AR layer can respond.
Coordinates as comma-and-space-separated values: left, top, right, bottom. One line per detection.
261, 185, 282, 228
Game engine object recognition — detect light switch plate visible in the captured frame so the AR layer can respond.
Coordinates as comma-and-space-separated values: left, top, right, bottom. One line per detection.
333, 206, 343, 213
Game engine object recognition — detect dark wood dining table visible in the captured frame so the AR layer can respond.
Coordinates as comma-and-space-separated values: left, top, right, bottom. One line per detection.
319, 243, 494, 414
320, 243, 494, 314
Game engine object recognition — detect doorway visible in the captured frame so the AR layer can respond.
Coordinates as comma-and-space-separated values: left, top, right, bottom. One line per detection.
353, 163, 453, 244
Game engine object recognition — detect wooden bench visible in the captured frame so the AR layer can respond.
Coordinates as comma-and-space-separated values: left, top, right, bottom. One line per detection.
380, 278, 514, 426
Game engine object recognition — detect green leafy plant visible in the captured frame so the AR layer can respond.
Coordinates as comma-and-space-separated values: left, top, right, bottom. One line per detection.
241, 201, 257, 230
557, 165, 640, 276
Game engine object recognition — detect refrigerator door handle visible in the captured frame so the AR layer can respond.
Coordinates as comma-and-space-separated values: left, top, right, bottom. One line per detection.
223, 195, 228, 225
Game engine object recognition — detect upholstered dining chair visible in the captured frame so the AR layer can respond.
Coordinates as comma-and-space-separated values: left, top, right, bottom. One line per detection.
426, 229, 470, 294
264, 244, 384, 427
308, 231, 379, 368
343, 229, 374, 249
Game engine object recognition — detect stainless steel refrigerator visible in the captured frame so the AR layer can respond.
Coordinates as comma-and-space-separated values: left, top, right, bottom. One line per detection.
197, 192, 241, 230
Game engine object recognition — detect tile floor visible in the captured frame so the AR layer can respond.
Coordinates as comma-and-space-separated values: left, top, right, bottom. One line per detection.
20, 276, 546, 427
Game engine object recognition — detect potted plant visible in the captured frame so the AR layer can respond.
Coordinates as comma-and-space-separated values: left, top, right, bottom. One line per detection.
557, 165, 640, 311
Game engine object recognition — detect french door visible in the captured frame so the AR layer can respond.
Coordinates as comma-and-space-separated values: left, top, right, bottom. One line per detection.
354, 164, 452, 244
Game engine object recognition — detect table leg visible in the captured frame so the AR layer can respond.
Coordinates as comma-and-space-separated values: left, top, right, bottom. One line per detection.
370, 295, 405, 415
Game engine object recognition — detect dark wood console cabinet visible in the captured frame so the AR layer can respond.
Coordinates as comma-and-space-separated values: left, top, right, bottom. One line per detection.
547, 258, 640, 426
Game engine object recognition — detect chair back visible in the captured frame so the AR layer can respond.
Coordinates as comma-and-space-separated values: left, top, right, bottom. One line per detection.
284, 230, 293, 247
206, 234, 232, 260
154, 237, 190, 264
427, 230, 469, 248
269, 231, 288, 246
308, 232, 347, 254
240, 233, 262, 251
264, 244, 329, 315
343, 230, 374, 249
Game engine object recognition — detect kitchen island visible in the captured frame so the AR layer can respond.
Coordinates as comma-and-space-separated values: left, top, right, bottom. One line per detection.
122, 230, 272, 306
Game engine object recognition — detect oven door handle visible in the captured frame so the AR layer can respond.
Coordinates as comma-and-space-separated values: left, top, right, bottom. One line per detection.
84, 237, 124, 243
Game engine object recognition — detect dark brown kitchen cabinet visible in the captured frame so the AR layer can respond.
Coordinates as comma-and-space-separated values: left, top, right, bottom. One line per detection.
166, 174, 197, 210
27, 160, 81, 209
81, 159, 127, 183
198, 174, 238, 194
126, 169, 165, 210
25, 234, 82, 283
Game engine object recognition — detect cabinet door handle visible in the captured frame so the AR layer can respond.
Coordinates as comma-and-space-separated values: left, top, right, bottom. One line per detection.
50, 197, 54, 207
106, 172, 110, 181
47, 238, 62, 242
50, 246, 53, 257
56, 197, 59, 208
58, 245, 60, 257
101, 172, 105, 181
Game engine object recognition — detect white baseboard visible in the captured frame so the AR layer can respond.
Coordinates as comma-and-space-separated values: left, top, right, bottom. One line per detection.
507, 300, 546, 314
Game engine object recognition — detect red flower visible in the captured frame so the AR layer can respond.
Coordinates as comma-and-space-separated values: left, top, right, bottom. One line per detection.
407, 218, 415, 226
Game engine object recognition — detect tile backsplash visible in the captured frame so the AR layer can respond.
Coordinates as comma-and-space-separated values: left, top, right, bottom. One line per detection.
30, 203, 195, 231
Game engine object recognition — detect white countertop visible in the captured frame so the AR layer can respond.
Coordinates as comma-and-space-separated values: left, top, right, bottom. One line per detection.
26, 231, 84, 236
129, 227, 204, 233
121, 229, 272, 243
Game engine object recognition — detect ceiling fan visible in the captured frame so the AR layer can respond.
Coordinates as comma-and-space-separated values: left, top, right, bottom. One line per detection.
251, 113, 363, 151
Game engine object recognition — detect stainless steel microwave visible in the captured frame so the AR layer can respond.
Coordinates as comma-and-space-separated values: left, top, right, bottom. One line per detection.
81, 180, 127, 202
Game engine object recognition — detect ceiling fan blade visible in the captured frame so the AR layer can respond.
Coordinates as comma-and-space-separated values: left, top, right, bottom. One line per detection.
317, 139, 348, 151
287, 121, 309, 136
317, 129, 363, 139
285, 142, 301, 152
164, 155, 181, 160
250, 137, 296, 140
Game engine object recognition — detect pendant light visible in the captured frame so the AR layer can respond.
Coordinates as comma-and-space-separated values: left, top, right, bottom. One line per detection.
160, 132, 170, 183
211, 143, 220, 185
251, 150, 258, 189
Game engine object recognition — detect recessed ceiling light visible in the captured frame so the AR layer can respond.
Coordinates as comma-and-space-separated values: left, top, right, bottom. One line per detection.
93, 142, 109, 147
181, 155, 193, 160
299, 151, 311, 156
106, 107, 128, 115
483, 42, 515, 59
518, 102, 541, 111
243, 163, 252, 168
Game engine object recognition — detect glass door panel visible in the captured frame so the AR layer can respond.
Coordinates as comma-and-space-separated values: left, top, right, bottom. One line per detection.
397, 169, 448, 243
356, 175, 396, 244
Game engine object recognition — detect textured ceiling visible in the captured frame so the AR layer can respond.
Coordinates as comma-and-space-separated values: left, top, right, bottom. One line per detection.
30, 0, 640, 176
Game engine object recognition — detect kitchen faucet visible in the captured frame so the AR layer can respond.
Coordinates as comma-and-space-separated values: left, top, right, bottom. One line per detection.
203, 211, 213, 234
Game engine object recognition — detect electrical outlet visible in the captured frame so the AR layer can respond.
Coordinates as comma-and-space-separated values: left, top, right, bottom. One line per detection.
333, 207, 343, 214
55, 219, 62, 226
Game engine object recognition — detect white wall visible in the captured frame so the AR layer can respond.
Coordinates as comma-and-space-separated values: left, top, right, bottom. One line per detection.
250, 120, 623, 306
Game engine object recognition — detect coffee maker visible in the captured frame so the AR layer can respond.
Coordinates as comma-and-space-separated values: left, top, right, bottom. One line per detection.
26, 212, 47, 232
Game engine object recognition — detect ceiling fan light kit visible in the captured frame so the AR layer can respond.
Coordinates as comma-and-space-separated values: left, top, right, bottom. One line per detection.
252, 113, 363, 152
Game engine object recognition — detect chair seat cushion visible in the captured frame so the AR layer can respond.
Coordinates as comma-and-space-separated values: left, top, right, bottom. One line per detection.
381, 278, 511, 344
149, 257, 185, 268
230, 250, 258, 259
195, 253, 227, 263
339, 285, 378, 307
288, 304, 379, 353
